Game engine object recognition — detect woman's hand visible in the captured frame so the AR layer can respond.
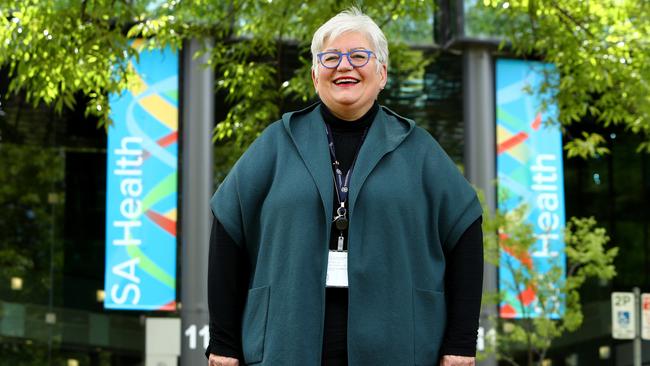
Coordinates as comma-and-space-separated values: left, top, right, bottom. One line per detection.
208, 354, 239, 366
439, 355, 475, 366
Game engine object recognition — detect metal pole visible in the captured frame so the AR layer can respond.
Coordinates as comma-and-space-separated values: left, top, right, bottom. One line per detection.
463, 45, 497, 366
634, 286, 642, 366
180, 38, 215, 366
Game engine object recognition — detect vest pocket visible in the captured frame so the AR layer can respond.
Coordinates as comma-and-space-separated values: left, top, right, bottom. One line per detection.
413, 287, 446, 366
242, 285, 270, 365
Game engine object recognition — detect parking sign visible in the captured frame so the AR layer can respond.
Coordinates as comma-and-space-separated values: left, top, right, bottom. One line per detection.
642, 293, 650, 340
612, 292, 636, 339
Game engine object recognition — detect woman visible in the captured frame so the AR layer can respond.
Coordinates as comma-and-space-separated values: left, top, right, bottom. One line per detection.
207, 8, 484, 366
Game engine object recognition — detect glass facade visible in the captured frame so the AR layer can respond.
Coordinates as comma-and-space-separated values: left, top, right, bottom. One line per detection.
564, 126, 650, 290
0, 70, 144, 365
435, 0, 510, 44
1, 11, 649, 365
462, 0, 509, 40
545, 123, 650, 364
381, 51, 465, 163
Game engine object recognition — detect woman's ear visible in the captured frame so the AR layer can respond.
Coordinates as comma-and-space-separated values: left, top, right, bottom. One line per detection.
311, 68, 319, 92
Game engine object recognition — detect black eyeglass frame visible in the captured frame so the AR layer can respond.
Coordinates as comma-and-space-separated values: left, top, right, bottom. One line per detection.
316, 50, 376, 69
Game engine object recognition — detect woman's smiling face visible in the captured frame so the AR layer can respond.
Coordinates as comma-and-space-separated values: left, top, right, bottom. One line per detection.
312, 32, 387, 120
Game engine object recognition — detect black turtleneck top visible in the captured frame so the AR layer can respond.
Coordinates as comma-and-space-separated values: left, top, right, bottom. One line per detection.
206, 102, 484, 364
320, 102, 378, 365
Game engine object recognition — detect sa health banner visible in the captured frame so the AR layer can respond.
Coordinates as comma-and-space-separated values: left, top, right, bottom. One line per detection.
105, 40, 178, 310
496, 59, 566, 319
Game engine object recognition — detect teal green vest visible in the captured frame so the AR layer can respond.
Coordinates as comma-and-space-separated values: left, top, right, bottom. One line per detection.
211, 104, 482, 366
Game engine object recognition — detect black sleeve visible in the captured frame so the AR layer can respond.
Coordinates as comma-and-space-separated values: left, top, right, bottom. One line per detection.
205, 216, 250, 360
440, 216, 484, 357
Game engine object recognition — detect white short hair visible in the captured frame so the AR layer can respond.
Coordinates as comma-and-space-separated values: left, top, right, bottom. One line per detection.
310, 7, 389, 76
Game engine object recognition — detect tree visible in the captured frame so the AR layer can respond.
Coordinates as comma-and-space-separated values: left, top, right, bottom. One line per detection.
0, 0, 435, 177
0, 0, 145, 124
465, 0, 650, 156
4, 1, 650, 161
480, 202, 618, 366
132, 0, 435, 177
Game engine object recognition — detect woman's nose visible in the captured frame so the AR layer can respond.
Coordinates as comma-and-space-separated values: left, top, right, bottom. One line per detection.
337, 54, 354, 71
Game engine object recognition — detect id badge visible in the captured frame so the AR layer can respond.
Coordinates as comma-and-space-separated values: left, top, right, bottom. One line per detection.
326, 250, 348, 288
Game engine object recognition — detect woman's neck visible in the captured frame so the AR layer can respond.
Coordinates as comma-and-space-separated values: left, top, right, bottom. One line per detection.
320, 101, 379, 132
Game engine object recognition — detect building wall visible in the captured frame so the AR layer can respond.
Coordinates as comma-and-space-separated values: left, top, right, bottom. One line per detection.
2, 42, 649, 365
0, 69, 144, 365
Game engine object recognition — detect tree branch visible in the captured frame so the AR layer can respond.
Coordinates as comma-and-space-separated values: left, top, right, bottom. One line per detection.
567, 262, 580, 278
527, 0, 540, 45
503, 251, 536, 365
81, 0, 88, 23
550, 1, 596, 39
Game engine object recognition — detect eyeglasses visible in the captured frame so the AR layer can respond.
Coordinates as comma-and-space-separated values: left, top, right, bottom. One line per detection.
317, 50, 375, 69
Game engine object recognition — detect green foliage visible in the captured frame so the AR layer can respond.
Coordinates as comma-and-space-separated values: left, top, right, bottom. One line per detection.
131, 0, 435, 177
3, 0, 650, 166
467, 0, 650, 157
565, 217, 618, 281
563, 131, 610, 159
1, 0, 434, 179
0, 143, 65, 301
0, 0, 150, 126
0, 339, 52, 366
480, 202, 617, 365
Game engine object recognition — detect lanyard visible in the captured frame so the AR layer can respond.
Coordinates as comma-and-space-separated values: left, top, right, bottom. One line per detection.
325, 123, 368, 204
325, 123, 368, 250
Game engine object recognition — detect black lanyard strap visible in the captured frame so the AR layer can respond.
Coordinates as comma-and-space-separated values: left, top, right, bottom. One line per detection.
325, 123, 368, 205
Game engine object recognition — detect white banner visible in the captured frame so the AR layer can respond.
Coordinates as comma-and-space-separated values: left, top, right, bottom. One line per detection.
612, 292, 636, 339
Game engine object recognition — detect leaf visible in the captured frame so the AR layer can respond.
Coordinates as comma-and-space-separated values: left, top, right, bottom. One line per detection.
564, 132, 610, 159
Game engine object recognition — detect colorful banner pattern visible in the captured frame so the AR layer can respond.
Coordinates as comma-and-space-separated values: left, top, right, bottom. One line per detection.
496, 59, 566, 318
105, 41, 178, 310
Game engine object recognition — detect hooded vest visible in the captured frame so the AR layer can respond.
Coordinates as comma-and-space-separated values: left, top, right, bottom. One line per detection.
211, 103, 482, 366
